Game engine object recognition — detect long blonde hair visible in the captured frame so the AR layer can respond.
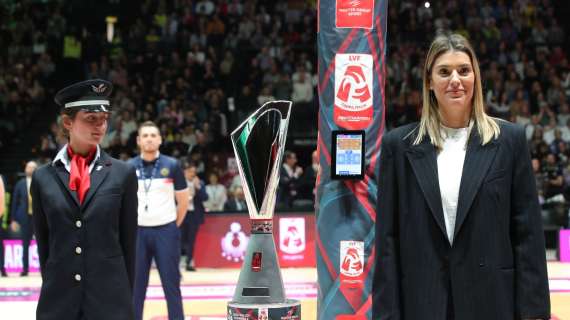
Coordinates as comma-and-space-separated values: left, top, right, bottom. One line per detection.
414, 33, 500, 148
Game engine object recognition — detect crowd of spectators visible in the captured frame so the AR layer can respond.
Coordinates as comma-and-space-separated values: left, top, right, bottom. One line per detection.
1, 1, 570, 221
2, 0, 317, 211
0, 0, 58, 151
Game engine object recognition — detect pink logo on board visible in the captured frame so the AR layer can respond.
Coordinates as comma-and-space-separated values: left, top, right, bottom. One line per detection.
220, 222, 248, 262
279, 217, 306, 255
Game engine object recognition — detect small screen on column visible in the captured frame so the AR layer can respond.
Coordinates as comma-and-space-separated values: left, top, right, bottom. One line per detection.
331, 130, 365, 180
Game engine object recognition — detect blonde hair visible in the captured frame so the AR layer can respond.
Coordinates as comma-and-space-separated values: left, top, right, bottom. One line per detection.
414, 33, 500, 148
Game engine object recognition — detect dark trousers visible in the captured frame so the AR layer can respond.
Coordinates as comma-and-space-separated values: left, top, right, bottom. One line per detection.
20, 220, 34, 272
183, 215, 201, 266
133, 222, 184, 320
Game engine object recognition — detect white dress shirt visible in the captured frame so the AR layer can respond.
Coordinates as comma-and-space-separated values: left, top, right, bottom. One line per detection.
204, 184, 227, 212
437, 124, 470, 244
52, 144, 102, 173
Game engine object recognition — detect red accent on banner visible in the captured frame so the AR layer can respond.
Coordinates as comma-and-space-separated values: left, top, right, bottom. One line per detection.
365, 24, 385, 177
336, 316, 366, 320
316, 232, 338, 279
316, 129, 323, 193
356, 296, 372, 314
318, 131, 332, 165
368, 12, 387, 178
318, 29, 358, 95
194, 213, 316, 268
317, 0, 320, 33
345, 179, 376, 222
335, 0, 374, 29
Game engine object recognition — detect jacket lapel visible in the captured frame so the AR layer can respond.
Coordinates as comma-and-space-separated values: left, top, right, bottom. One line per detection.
405, 138, 447, 238
51, 164, 80, 207
454, 130, 499, 239
81, 152, 112, 210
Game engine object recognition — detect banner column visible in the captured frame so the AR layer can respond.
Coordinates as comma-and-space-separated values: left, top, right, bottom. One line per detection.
316, 0, 387, 318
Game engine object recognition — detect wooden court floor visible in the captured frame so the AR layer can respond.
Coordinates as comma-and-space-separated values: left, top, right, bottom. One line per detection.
0, 263, 569, 319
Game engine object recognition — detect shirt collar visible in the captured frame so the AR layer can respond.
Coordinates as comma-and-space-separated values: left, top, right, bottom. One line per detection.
283, 163, 294, 177
440, 119, 474, 141
140, 151, 160, 164
52, 144, 101, 171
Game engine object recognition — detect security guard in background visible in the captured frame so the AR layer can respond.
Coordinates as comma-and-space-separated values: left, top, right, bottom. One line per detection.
11, 160, 38, 276
129, 121, 189, 320
31, 79, 138, 320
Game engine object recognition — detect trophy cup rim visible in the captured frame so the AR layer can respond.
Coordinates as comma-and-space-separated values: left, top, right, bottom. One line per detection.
230, 100, 292, 220
230, 100, 292, 137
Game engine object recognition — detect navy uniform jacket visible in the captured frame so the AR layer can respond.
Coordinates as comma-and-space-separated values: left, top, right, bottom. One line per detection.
31, 150, 138, 320
11, 178, 31, 226
373, 120, 550, 320
191, 180, 208, 224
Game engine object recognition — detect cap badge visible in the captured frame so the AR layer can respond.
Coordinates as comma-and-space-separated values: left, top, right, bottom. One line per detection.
91, 84, 107, 93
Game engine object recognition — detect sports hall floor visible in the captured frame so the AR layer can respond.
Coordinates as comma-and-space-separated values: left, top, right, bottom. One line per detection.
0, 262, 569, 319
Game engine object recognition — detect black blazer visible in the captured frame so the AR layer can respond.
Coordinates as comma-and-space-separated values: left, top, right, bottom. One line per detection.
190, 181, 208, 224
31, 151, 138, 320
11, 178, 30, 226
278, 165, 300, 206
224, 198, 247, 212
373, 120, 550, 320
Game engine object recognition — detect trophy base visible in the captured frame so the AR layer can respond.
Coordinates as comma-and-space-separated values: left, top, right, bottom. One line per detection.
227, 299, 301, 320
232, 232, 286, 304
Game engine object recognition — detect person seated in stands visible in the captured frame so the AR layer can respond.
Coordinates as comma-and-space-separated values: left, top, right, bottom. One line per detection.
224, 186, 247, 212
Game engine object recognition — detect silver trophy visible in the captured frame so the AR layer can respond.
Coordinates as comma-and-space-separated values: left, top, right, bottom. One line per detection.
227, 101, 301, 319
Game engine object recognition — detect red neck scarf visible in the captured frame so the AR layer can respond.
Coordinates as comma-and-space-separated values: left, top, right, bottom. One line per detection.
67, 146, 97, 204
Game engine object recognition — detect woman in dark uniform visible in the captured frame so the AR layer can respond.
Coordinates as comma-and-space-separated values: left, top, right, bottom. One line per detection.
31, 79, 138, 320
373, 34, 550, 320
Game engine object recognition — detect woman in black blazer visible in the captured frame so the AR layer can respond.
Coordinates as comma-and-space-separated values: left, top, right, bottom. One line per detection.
31, 79, 138, 320
373, 34, 550, 320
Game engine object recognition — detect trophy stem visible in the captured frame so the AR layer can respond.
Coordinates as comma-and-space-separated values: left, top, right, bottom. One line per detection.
231, 232, 285, 304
